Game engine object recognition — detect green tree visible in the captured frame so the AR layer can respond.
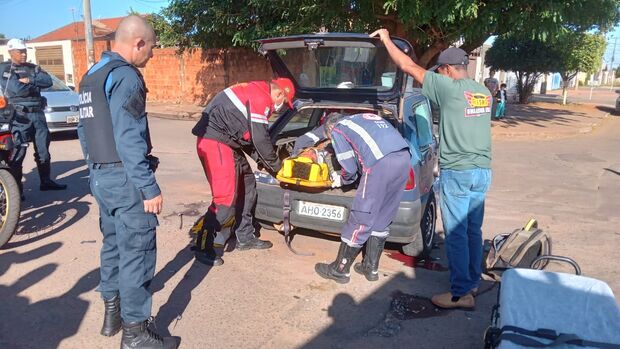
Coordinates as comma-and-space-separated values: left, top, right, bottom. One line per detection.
553, 33, 606, 104
158, 0, 620, 67
0, 33, 5, 39
485, 35, 560, 103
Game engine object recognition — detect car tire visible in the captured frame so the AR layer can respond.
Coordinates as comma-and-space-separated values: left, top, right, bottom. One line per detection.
401, 193, 436, 258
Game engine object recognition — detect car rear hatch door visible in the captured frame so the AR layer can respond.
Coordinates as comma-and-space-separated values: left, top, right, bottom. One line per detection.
258, 33, 414, 103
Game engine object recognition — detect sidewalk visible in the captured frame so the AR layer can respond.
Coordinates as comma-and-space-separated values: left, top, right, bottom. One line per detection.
491, 102, 611, 140
146, 100, 612, 140
147, 101, 204, 120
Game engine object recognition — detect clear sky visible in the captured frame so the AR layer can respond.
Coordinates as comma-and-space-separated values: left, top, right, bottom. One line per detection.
2, 0, 619, 68
0, 0, 167, 40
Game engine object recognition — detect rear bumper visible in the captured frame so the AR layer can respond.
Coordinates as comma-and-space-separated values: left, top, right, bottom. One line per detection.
255, 182, 422, 244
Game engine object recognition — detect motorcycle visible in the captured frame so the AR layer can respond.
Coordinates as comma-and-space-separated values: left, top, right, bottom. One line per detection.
0, 84, 22, 248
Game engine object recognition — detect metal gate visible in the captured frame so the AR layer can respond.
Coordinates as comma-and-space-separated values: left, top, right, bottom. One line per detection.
35, 45, 65, 81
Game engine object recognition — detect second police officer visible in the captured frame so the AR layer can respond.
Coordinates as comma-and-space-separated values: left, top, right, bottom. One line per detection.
0, 38, 67, 197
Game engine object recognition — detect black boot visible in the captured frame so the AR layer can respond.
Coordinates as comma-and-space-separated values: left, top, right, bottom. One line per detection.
100, 295, 121, 337
236, 236, 273, 251
193, 227, 224, 266
38, 162, 67, 191
121, 319, 180, 349
315, 242, 361, 284
354, 235, 387, 282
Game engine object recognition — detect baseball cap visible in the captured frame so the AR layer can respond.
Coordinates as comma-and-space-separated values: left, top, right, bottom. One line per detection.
272, 78, 296, 108
429, 47, 469, 71
7, 38, 28, 51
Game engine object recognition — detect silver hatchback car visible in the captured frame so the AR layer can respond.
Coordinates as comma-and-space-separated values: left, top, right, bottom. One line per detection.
41, 75, 80, 133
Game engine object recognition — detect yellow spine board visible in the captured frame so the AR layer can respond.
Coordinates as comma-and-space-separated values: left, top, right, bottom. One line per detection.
276, 157, 332, 188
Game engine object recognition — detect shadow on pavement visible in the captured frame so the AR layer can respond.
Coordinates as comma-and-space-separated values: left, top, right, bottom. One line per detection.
596, 106, 617, 115
0, 244, 99, 349
152, 244, 214, 336
3, 159, 91, 249
492, 103, 600, 129
298, 270, 497, 349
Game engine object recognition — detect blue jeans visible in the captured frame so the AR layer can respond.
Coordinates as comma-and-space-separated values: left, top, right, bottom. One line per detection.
439, 168, 492, 297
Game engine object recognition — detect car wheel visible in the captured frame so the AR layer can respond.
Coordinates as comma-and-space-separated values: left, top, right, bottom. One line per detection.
401, 193, 436, 257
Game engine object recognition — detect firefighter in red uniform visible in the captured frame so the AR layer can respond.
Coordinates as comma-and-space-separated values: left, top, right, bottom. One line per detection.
191, 78, 295, 265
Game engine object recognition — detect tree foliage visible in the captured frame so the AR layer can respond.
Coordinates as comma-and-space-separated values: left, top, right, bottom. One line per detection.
552, 32, 606, 104
157, 0, 620, 67
485, 35, 560, 103
0, 33, 5, 39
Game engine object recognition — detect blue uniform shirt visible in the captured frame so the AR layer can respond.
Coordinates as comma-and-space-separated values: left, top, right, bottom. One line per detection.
330, 113, 409, 185
0, 60, 52, 101
77, 51, 161, 200
292, 125, 326, 156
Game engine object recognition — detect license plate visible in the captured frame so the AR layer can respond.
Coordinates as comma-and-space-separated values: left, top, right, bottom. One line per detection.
66, 115, 79, 124
297, 201, 345, 221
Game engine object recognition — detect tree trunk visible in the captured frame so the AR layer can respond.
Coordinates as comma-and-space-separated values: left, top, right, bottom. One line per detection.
417, 41, 447, 69
561, 78, 569, 105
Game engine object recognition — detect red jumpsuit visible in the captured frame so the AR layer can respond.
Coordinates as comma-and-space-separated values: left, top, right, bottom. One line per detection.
191, 81, 281, 250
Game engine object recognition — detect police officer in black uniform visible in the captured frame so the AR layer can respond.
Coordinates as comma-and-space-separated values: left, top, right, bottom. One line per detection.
77, 16, 179, 349
0, 38, 67, 196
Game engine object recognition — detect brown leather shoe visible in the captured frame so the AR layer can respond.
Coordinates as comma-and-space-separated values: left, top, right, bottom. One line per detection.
431, 292, 475, 310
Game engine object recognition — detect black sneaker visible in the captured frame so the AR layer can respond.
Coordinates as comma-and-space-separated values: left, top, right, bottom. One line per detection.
236, 237, 273, 251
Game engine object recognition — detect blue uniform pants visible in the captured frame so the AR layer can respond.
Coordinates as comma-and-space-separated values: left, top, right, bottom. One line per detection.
11, 110, 51, 166
90, 166, 158, 323
341, 150, 410, 247
439, 168, 492, 297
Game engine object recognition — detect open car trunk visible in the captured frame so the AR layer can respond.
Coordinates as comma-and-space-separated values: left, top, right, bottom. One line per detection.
256, 103, 399, 196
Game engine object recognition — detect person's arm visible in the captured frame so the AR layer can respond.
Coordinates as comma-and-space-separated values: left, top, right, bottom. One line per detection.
370, 29, 427, 84
31, 66, 52, 89
107, 69, 162, 213
292, 125, 326, 156
4, 72, 31, 97
248, 97, 281, 173
331, 129, 360, 185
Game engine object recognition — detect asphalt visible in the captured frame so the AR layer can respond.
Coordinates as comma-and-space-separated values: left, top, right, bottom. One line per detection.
0, 92, 618, 348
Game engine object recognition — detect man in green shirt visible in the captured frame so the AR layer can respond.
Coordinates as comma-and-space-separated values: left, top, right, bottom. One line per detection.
371, 29, 492, 310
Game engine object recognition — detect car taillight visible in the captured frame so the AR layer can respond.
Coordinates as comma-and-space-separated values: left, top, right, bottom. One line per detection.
405, 167, 416, 190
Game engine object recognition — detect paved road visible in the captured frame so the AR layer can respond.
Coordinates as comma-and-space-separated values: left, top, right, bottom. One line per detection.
1, 114, 618, 348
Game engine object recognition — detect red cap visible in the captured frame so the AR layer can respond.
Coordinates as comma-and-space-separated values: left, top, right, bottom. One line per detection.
272, 78, 296, 108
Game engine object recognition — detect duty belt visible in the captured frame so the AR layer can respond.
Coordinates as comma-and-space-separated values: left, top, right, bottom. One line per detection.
91, 162, 123, 169
13, 105, 42, 113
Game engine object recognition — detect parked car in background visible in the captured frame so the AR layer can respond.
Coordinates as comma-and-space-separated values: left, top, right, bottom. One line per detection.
615, 95, 620, 114
41, 74, 80, 133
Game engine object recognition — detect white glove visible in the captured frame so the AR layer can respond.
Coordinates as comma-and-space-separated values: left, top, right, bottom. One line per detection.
330, 171, 342, 188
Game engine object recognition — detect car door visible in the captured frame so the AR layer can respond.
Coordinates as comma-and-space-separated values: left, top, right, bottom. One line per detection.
404, 99, 436, 196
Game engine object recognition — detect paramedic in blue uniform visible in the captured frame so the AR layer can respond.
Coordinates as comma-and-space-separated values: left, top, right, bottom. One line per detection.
315, 113, 411, 284
0, 38, 67, 196
77, 16, 178, 349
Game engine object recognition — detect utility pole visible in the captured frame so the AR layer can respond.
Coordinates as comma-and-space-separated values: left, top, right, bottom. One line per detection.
610, 37, 617, 91
83, 0, 95, 68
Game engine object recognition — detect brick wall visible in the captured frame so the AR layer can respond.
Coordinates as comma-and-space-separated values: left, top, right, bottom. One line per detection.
71, 43, 273, 105
72, 39, 111, 88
